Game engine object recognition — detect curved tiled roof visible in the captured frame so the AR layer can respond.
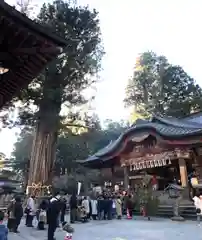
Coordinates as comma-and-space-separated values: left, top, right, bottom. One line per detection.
82, 115, 202, 165
152, 115, 202, 129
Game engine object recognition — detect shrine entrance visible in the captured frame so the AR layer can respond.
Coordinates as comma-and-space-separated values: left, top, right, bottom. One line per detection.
119, 134, 192, 191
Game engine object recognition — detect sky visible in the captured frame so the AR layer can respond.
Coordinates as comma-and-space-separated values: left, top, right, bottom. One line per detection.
1, 0, 202, 156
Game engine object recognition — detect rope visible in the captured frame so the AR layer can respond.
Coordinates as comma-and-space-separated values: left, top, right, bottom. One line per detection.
26, 183, 51, 195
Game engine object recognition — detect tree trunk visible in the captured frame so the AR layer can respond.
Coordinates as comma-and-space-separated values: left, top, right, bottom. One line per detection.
27, 122, 58, 196
27, 92, 61, 196
27, 68, 63, 196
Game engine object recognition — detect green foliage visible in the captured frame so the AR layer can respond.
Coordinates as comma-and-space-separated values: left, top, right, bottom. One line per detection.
124, 51, 202, 118
10, 119, 127, 177
135, 187, 159, 216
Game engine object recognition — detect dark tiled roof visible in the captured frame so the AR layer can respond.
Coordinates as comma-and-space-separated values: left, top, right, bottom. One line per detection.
152, 115, 202, 128
182, 111, 202, 124
82, 115, 202, 165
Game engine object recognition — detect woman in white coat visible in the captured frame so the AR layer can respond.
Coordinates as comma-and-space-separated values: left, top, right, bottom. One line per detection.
193, 194, 202, 224
91, 197, 98, 220
26, 195, 36, 227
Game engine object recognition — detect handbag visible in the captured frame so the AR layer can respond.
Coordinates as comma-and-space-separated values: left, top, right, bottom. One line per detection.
24, 207, 30, 214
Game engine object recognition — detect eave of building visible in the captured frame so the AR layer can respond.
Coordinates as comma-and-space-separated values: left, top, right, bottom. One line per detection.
0, 1, 68, 108
1, 1, 67, 47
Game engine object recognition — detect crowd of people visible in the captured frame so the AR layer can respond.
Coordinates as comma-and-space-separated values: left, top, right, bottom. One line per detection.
0, 191, 135, 240
69, 192, 134, 223
3, 193, 70, 240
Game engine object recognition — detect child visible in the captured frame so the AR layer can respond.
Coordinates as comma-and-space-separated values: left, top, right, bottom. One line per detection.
38, 209, 47, 230
62, 222, 74, 240
37, 200, 47, 230
77, 206, 88, 223
193, 194, 202, 225
0, 211, 8, 240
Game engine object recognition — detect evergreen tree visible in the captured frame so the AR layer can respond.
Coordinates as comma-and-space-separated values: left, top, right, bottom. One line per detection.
3, 0, 104, 191
124, 51, 202, 118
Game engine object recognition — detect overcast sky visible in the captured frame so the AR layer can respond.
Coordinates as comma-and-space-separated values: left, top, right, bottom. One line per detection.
2, 0, 202, 156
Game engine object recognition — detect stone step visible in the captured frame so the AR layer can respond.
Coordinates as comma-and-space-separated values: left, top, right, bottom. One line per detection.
133, 205, 197, 220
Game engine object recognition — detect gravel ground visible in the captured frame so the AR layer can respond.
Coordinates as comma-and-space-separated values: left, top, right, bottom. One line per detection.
9, 217, 202, 240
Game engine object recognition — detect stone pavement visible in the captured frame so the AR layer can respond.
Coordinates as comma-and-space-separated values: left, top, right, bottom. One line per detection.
8, 218, 202, 240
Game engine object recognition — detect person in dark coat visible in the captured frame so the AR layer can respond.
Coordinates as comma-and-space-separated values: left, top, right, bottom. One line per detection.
103, 195, 108, 220
97, 195, 104, 220
47, 194, 61, 240
106, 196, 112, 220
13, 197, 23, 233
69, 193, 77, 224
60, 197, 67, 223
7, 199, 15, 232
88, 197, 92, 219
126, 194, 133, 218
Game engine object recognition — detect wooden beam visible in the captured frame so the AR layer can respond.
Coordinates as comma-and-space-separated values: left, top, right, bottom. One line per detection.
11, 46, 58, 54
123, 165, 129, 189
179, 158, 188, 187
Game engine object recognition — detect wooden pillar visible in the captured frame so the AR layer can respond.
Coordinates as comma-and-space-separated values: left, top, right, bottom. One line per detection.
111, 166, 115, 187
179, 158, 188, 187
195, 155, 202, 179
123, 166, 129, 190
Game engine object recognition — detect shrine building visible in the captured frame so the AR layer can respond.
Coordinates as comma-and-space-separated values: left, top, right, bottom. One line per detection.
81, 114, 202, 194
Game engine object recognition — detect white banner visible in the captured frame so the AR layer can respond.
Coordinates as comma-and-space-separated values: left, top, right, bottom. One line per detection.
77, 182, 81, 195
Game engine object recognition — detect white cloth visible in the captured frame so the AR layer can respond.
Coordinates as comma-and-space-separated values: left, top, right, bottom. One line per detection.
193, 196, 202, 215
152, 184, 158, 191
27, 197, 36, 216
50, 197, 59, 202
112, 200, 116, 209
91, 200, 98, 215
82, 199, 90, 214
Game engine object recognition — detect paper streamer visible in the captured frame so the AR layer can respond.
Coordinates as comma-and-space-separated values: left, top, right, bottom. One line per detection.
77, 182, 81, 195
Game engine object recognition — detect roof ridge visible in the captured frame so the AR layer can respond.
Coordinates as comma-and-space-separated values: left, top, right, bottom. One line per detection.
182, 111, 202, 120
152, 115, 202, 129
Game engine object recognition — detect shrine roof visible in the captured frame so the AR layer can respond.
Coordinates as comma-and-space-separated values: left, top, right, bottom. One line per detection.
182, 111, 202, 124
0, 1, 67, 107
81, 115, 202, 166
